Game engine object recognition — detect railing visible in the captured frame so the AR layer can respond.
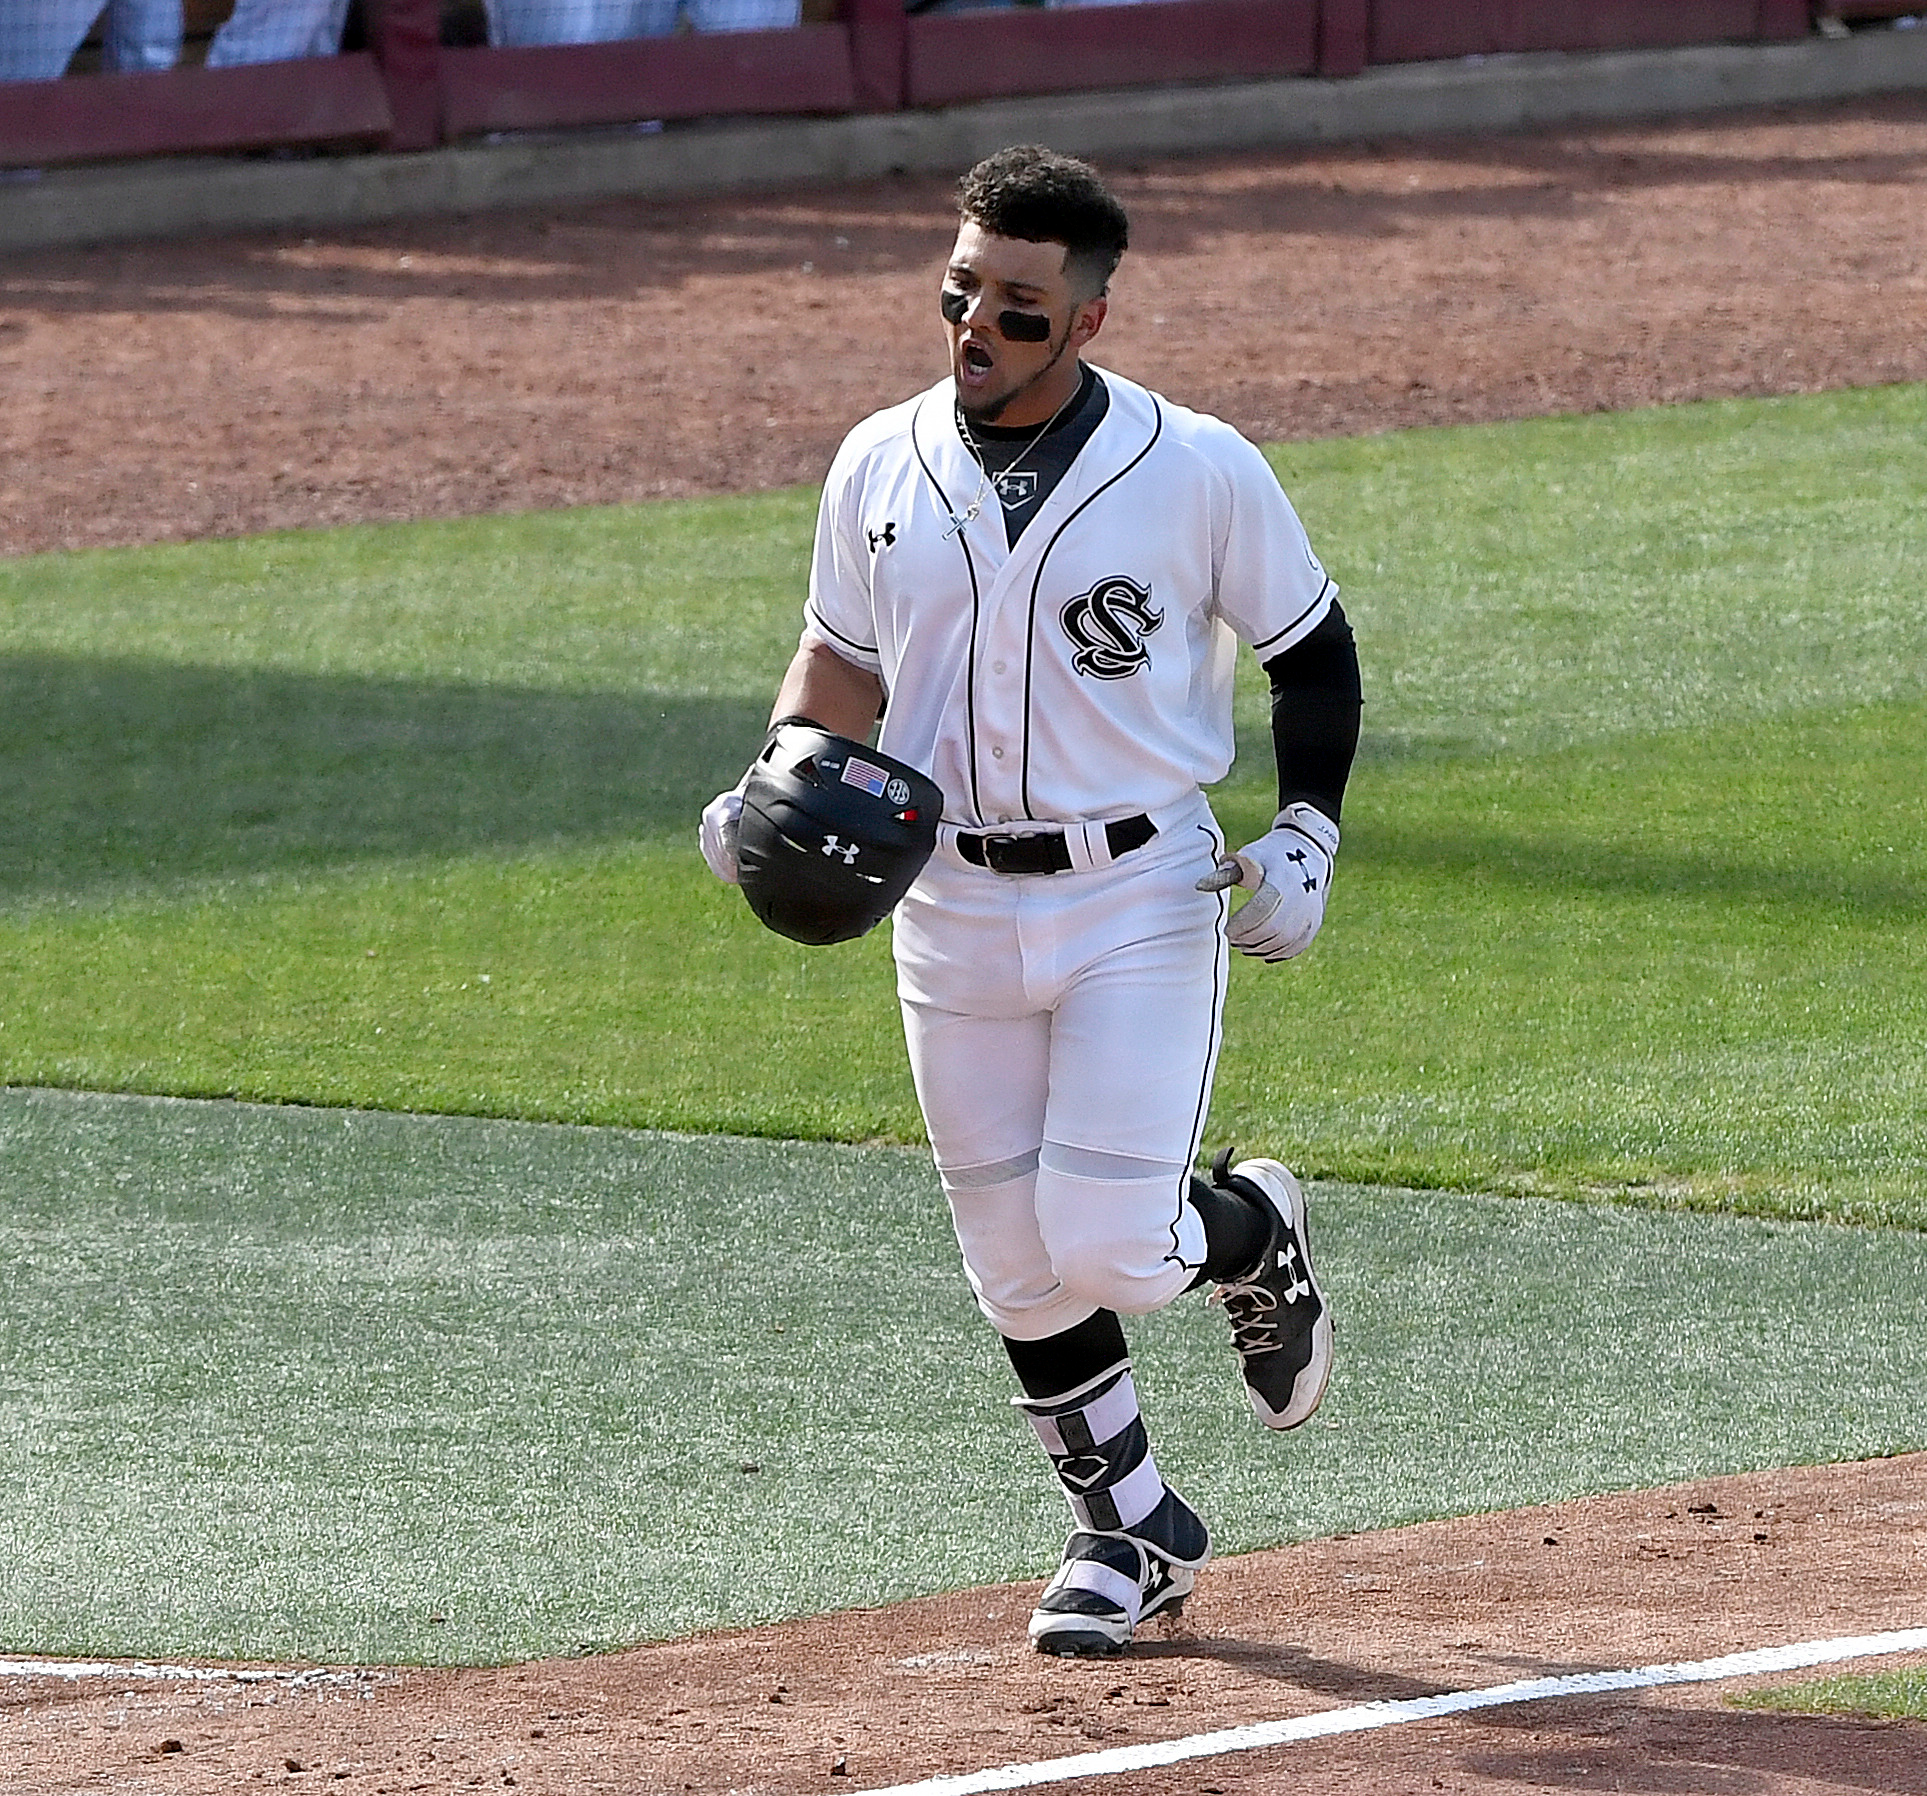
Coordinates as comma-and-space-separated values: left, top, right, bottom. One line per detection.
0, 0, 1816, 171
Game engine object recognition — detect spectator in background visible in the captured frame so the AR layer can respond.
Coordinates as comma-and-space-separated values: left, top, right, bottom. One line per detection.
0, 0, 179, 80
484, 0, 799, 46
205, 0, 351, 65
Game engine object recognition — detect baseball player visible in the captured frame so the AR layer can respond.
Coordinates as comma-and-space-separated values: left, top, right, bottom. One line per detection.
702, 146, 1362, 1656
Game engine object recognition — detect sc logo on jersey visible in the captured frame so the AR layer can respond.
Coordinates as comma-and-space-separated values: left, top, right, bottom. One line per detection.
1060, 576, 1163, 680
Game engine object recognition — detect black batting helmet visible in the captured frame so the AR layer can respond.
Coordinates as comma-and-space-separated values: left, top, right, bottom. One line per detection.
737, 723, 943, 946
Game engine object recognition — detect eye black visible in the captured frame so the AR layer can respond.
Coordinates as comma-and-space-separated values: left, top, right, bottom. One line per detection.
996, 309, 1052, 343
938, 288, 1054, 343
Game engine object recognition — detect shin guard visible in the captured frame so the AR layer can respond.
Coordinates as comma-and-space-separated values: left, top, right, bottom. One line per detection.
1014, 1360, 1210, 1570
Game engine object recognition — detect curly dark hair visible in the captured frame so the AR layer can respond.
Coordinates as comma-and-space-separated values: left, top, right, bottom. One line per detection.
956, 145, 1130, 297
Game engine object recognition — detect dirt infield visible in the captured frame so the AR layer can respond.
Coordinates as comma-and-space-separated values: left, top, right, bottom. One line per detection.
2, 92, 1925, 1792
4, 1456, 1924, 1794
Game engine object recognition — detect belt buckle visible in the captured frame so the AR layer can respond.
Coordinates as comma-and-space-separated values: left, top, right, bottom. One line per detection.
981, 830, 1058, 876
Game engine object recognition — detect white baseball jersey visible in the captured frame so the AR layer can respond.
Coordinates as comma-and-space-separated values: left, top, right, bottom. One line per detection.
803, 368, 1336, 830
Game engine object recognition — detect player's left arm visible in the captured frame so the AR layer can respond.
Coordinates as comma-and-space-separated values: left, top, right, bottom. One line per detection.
1198, 437, 1363, 961
1263, 601, 1361, 829
1200, 606, 1361, 961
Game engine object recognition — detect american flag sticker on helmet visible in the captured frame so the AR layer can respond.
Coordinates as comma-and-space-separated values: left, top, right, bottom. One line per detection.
841, 756, 890, 797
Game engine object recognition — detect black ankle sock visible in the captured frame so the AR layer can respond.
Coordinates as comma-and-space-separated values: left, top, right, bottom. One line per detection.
1002, 1309, 1130, 1401
1190, 1172, 1269, 1282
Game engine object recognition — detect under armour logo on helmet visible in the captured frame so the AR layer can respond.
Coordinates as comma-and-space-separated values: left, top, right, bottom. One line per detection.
820, 835, 861, 865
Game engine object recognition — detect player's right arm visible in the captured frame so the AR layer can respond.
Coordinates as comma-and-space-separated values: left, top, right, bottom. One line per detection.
700, 429, 889, 886
769, 636, 886, 742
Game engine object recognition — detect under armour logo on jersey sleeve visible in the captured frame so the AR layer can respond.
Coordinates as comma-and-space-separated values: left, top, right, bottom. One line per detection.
1060, 576, 1163, 680
867, 522, 897, 553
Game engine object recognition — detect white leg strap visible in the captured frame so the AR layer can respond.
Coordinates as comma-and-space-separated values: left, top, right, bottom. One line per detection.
1070, 1452, 1164, 1534
1044, 1551, 1145, 1625
1024, 1367, 1141, 1457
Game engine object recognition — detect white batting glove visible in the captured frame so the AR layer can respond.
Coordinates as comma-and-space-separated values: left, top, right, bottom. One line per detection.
1196, 802, 1339, 962
699, 777, 748, 885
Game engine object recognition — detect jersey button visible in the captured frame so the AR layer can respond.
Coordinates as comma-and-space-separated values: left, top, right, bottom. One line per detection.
992, 659, 1007, 675
991, 745, 1005, 759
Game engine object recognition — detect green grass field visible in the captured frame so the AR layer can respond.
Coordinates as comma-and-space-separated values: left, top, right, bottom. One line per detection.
1734, 1667, 1927, 1720
4, 1086, 1923, 1666
3, 385, 1925, 1665
3, 384, 1923, 1220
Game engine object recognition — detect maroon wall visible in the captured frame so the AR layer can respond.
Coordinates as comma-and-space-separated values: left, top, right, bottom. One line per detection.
1756, 0, 1811, 33
439, 24, 857, 138
1319, 0, 1371, 76
1369, 0, 1772, 64
905, 0, 1319, 110
0, 0, 1823, 172
0, 57, 392, 167
371, 0, 443, 150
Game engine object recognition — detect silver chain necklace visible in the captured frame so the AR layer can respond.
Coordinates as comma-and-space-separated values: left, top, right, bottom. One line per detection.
946, 384, 1081, 540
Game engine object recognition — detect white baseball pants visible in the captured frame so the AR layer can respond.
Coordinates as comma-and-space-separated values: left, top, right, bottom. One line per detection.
484, 0, 799, 44
0, 0, 178, 80
895, 794, 1230, 1342
204, 0, 350, 66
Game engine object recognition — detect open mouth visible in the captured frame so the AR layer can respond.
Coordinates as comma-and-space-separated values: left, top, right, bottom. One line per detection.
960, 342, 995, 380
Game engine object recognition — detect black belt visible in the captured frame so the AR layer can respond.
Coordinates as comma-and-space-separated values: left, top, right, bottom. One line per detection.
954, 814, 1157, 876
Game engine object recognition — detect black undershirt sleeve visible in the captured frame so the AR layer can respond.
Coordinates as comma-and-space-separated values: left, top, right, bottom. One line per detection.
1260, 598, 1362, 825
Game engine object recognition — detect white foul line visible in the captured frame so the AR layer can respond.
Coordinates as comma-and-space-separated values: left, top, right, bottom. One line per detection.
854, 1625, 1927, 1796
